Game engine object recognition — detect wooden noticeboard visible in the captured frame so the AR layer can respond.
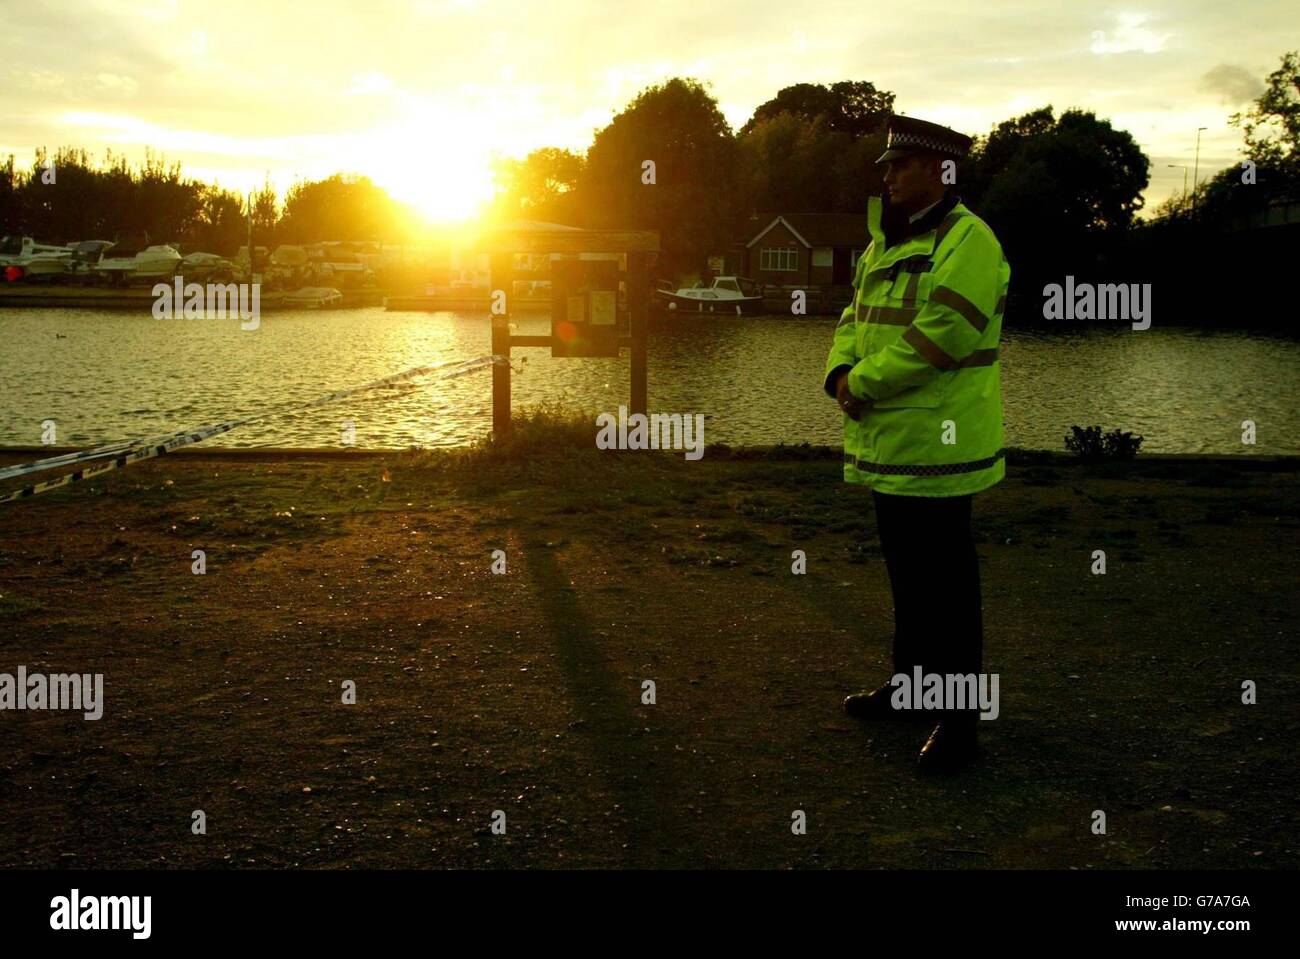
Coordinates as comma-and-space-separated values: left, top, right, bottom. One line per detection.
550, 255, 620, 358
475, 226, 660, 437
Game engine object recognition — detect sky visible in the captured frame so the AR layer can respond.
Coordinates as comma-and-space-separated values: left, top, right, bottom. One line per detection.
0, 0, 1296, 222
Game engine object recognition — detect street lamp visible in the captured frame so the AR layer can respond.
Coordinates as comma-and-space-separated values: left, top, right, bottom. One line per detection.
1168, 164, 1188, 203
1192, 127, 1207, 214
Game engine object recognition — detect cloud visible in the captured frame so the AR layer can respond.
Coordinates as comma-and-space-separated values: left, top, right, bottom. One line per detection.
1, 0, 1292, 216
1201, 65, 1264, 105
1088, 13, 1170, 55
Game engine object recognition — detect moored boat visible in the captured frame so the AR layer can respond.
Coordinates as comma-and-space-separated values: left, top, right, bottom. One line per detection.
0, 236, 77, 280
68, 240, 115, 279
654, 275, 764, 315
0, 236, 38, 267
178, 251, 236, 282
282, 286, 344, 309
18, 247, 74, 280
97, 243, 182, 284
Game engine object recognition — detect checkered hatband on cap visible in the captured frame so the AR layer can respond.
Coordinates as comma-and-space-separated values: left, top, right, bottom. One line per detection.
887, 129, 962, 154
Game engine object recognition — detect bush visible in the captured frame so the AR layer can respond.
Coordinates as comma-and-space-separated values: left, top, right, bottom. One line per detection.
1064, 425, 1144, 462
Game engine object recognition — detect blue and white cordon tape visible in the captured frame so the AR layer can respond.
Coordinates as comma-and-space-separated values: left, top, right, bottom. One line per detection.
0, 354, 504, 503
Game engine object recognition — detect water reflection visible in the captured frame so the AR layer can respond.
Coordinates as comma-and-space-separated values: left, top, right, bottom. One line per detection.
0, 308, 1295, 454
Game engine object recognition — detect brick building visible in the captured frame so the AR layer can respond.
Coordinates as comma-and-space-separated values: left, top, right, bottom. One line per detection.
714, 213, 872, 288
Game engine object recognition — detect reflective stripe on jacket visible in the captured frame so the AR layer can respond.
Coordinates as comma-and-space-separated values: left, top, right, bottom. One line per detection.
824, 194, 1010, 496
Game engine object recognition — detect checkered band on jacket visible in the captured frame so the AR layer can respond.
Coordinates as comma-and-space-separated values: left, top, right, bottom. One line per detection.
844, 451, 1006, 476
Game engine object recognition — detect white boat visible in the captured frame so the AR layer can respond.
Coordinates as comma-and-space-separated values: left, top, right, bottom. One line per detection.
306, 242, 377, 287
0, 236, 102, 280
178, 251, 236, 281
265, 245, 311, 288
19, 247, 74, 279
654, 275, 765, 315
97, 243, 182, 284
68, 240, 115, 278
0, 235, 38, 267
270, 245, 309, 268
282, 286, 344, 309
133, 245, 183, 279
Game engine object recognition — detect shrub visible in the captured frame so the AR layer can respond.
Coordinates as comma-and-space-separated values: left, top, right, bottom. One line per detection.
1064, 425, 1144, 462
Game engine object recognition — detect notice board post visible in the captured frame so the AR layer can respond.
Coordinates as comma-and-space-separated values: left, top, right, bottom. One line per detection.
478, 227, 660, 438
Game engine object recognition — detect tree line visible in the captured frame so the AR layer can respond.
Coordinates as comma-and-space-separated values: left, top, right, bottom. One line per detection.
2, 51, 1296, 326
489, 52, 1296, 326
0, 151, 421, 253
489, 80, 1153, 280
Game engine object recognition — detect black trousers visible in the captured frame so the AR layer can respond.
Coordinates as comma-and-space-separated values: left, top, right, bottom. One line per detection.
871, 491, 983, 721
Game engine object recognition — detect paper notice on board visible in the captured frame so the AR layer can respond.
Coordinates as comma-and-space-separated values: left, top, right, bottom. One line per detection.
590, 290, 616, 325
566, 295, 585, 324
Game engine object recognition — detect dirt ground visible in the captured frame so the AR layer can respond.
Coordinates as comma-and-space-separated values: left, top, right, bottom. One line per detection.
0, 442, 1296, 869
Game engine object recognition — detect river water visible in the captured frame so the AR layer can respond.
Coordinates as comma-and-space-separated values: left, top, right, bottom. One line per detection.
1, 308, 1296, 454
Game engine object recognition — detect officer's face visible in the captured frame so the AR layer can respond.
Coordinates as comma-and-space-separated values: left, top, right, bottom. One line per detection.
883, 154, 944, 213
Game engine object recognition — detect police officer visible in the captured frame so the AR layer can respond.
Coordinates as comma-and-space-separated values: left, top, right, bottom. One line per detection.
824, 115, 1010, 773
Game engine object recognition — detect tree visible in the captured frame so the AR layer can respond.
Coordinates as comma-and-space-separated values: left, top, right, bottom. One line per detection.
186, 185, 247, 255
739, 113, 851, 213
248, 176, 278, 246
0, 155, 19, 232
830, 131, 888, 214
489, 147, 584, 224
740, 81, 894, 139
1231, 50, 1300, 198
578, 77, 743, 274
134, 149, 204, 241
7, 147, 205, 243
964, 107, 1149, 272
961, 107, 1056, 205
279, 174, 400, 242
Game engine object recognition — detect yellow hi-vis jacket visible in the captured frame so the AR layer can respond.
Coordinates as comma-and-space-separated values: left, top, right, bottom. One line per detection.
824, 195, 1010, 496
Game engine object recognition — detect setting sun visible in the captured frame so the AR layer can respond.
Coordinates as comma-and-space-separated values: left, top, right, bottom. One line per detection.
365, 119, 498, 224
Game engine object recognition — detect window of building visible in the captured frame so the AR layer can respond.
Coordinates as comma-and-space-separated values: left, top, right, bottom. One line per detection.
761, 246, 798, 272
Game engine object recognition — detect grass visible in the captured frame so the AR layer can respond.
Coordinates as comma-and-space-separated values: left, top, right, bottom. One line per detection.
0, 426, 1296, 869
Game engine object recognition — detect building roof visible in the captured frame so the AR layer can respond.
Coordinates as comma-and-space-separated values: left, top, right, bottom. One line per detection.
744, 213, 871, 249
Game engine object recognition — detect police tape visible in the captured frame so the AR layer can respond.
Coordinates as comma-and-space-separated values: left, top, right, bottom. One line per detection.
4, 352, 504, 485
1, 353, 501, 483
0, 354, 504, 504
0, 432, 182, 482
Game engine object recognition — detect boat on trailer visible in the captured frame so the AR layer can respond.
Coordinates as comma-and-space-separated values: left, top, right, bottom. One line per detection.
0, 236, 77, 280
96, 241, 182, 284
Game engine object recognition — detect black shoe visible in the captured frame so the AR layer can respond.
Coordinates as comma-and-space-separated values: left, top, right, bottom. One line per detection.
844, 683, 927, 721
917, 720, 979, 773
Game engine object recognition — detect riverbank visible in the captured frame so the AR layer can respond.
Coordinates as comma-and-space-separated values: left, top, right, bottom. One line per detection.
0, 283, 379, 310
0, 283, 846, 316
0, 432, 1296, 868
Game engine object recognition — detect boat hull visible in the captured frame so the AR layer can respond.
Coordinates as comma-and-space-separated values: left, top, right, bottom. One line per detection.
283, 287, 344, 309
653, 291, 766, 315
94, 246, 181, 284
18, 258, 71, 279
132, 259, 182, 279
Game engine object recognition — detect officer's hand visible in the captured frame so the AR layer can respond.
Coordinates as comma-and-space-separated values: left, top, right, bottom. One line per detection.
835, 371, 867, 421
